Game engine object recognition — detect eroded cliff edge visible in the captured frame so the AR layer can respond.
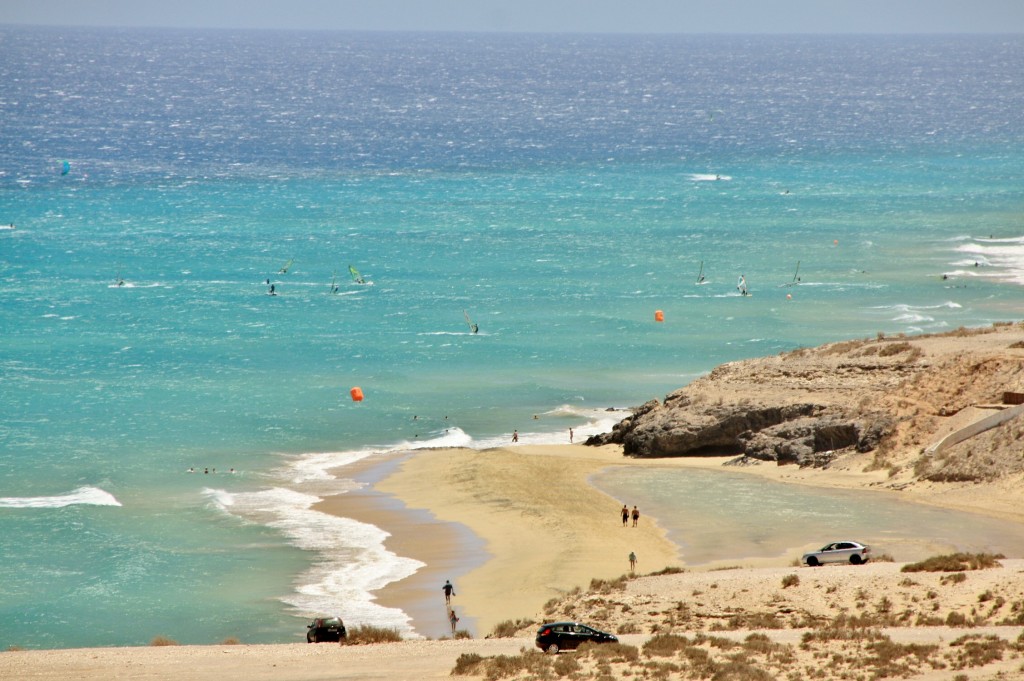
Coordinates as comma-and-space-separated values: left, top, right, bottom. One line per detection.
588, 323, 1024, 481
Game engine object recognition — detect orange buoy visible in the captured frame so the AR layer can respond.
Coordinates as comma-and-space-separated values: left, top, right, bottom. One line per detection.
350, 386, 364, 402
654, 310, 665, 322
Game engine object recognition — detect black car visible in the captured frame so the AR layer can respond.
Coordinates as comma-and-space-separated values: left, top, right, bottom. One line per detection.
535, 622, 618, 654
306, 616, 347, 643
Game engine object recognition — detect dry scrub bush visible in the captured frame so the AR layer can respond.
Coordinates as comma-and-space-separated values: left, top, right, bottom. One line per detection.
647, 565, 686, 576
149, 636, 178, 646
948, 634, 1009, 669
902, 552, 1004, 573
488, 618, 534, 638
589, 575, 629, 594
342, 624, 402, 645
823, 340, 867, 356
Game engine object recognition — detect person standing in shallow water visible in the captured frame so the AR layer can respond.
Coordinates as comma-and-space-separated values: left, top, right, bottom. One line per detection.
511, 430, 518, 443
621, 505, 629, 527
631, 506, 640, 527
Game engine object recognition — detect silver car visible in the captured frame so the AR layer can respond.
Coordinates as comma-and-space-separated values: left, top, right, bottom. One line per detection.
802, 541, 871, 566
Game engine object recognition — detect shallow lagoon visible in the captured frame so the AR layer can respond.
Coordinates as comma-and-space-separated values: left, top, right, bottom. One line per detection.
593, 466, 1024, 565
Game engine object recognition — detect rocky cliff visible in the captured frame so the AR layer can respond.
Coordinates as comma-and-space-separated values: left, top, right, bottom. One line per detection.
587, 324, 1024, 473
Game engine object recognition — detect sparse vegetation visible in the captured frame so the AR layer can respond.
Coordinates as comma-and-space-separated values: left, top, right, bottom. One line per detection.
341, 624, 402, 645
589, 575, 629, 593
149, 636, 178, 646
489, 618, 535, 638
902, 552, 1004, 573
646, 566, 686, 576
781, 573, 800, 588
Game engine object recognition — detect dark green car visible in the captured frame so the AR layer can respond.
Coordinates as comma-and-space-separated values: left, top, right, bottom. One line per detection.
306, 616, 347, 643
535, 622, 617, 654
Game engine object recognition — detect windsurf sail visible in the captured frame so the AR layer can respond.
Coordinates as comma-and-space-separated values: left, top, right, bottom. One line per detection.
279, 259, 294, 274
330, 271, 338, 294
696, 260, 705, 284
463, 309, 479, 334
737, 274, 748, 296
779, 261, 801, 288
348, 265, 365, 284
60, 160, 70, 176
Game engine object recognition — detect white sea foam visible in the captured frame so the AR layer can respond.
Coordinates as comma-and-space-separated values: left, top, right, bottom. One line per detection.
206, 485, 422, 633
688, 173, 732, 181
0, 486, 122, 508
221, 414, 625, 631
954, 238, 1024, 285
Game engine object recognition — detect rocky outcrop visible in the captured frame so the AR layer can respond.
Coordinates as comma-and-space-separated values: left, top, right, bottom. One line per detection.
587, 398, 894, 466
586, 325, 1024, 469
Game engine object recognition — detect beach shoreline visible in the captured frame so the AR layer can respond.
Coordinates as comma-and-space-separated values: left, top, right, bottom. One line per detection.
312, 452, 488, 640
316, 434, 1024, 641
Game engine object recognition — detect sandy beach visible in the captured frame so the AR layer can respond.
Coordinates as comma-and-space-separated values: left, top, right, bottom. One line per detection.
7, 324, 1024, 680
6, 445, 1024, 681
6, 441, 1023, 680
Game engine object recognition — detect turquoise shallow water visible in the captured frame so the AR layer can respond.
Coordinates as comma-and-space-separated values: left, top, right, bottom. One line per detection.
1, 28, 1023, 648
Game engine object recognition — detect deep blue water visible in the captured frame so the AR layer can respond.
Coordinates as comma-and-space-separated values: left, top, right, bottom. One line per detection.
1, 27, 1023, 648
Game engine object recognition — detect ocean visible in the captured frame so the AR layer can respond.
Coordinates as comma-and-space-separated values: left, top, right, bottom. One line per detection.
1, 27, 1023, 648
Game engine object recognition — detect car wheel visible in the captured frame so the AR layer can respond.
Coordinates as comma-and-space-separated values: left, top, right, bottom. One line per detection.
806, 556, 819, 567
545, 643, 559, 654
850, 554, 862, 565
308, 633, 317, 643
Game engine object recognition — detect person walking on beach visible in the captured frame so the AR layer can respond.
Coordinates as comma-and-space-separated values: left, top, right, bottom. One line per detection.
442, 579, 456, 605
512, 430, 518, 443
631, 506, 640, 527
449, 608, 460, 635
621, 505, 629, 527
569, 427, 574, 443
629, 551, 637, 572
